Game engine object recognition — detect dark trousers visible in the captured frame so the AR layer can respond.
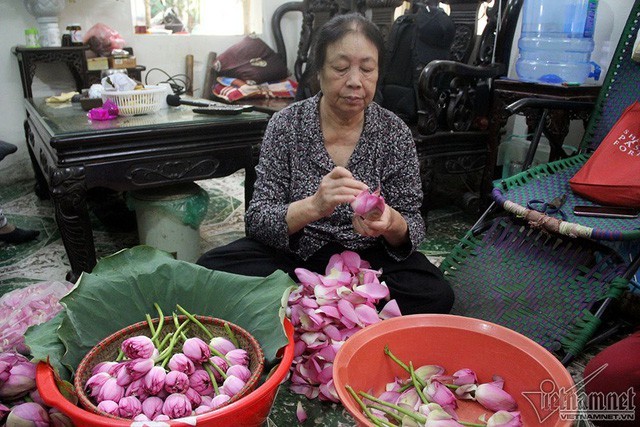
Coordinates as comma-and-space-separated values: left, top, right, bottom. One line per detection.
197, 238, 454, 315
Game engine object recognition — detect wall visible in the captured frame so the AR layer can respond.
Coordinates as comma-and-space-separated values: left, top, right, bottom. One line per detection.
0, 0, 635, 183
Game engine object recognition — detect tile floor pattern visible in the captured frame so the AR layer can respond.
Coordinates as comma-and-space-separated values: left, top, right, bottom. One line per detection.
0, 171, 620, 426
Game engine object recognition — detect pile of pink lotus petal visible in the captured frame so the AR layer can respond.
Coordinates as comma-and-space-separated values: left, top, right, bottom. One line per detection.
0, 281, 74, 354
0, 352, 73, 426
287, 251, 401, 402
346, 346, 522, 427
83, 305, 254, 421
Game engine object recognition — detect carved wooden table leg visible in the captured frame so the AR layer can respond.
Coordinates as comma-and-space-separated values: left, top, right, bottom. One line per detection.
50, 166, 96, 282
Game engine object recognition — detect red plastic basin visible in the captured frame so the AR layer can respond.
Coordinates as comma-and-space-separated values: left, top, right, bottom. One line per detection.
333, 314, 576, 427
37, 319, 294, 427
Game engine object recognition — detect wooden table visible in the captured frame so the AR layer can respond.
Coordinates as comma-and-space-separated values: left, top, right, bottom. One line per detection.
481, 79, 601, 205
23, 98, 269, 281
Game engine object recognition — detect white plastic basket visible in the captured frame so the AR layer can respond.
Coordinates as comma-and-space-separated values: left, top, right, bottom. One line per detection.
101, 85, 165, 116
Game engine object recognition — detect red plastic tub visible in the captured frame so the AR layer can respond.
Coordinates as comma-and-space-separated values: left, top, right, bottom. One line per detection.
333, 314, 576, 427
37, 319, 294, 427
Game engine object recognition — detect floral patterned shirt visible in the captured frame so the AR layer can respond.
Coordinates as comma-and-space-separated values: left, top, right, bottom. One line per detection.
245, 93, 426, 261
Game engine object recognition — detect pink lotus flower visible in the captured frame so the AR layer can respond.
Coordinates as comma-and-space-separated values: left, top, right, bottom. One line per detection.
97, 400, 119, 416
118, 395, 142, 418
48, 408, 73, 427
164, 370, 190, 394
143, 366, 167, 395
209, 337, 237, 355
220, 375, 246, 397
211, 394, 231, 409
183, 337, 211, 363
453, 368, 477, 386
226, 349, 249, 366
188, 369, 213, 395
6, 402, 50, 427
141, 396, 163, 419
458, 376, 518, 412
486, 410, 523, 427
185, 387, 203, 407
162, 393, 192, 419
226, 364, 252, 382
125, 378, 148, 400
0, 355, 36, 399
126, 358, 155, 380
92, 361, 118, 376
167, 353, 195, 375
97, 377, 125, 403
425, 407, 464, 427
351, 188, 385, 219
85, 372, 111, 398
121, 336, 156, 360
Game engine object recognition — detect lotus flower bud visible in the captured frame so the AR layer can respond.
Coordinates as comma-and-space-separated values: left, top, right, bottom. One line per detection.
125, 378, 148, 400
141, 396, 163, 420
29, 388, 45, 406
211, 394, 231, 409
225, 349, 248, 366
154, 414, 170, 421
475, 381, 518, 412
189, 369, 213, 396
91, 361, 118, 376
97, 400, 119, 416
85, 372, 111, 398
195, 404, 213, 415
185, 387, 203, 407
164, 370, 189, 394
351, 188, 385, 219
220, 375, 245, 397
453, 368, 477, 386
121, 336, 156, 360
183, 338, 211, 363
425, 407, 464, 427
97, 377, 125, 403
0, 358, 36, 399
424, 381, 458, 411
6, 402, 50, 427
209, 356, 228, 382
226, 364, 252, 382
162, 393, 192, 419
115, 364, 133, 387
49, 408, 73, 427
126, 358, 155, 380
167, 353, 195, 375
487, 411, 523, 427
209, 337, 237, 355
143, 366, 166, 395
133, 414, 150, 422
118, 395, 142, 418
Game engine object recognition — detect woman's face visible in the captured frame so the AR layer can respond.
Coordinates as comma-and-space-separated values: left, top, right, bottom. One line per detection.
318, 31, 379, 118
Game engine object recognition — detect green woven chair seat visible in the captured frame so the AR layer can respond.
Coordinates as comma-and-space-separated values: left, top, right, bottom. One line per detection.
442, 217, 629, 359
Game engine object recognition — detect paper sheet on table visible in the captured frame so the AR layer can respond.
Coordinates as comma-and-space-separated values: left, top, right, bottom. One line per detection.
45, 91, 78, 103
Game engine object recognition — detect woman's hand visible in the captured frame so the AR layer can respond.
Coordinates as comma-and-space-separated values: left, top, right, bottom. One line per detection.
352, 205, 409, 247
311, 166, 369, 217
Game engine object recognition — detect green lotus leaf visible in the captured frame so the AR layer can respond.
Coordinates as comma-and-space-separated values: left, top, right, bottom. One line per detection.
26, 246, 295, 380
24, 312, 70, 379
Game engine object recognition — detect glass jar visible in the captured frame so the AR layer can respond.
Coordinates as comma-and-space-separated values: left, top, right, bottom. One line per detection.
24, 28, 40, 48
66, 24, 83, 46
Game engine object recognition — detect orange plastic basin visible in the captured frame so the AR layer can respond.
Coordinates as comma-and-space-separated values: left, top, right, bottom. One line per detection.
36, 319, 294, 427
333, 314, 576, 427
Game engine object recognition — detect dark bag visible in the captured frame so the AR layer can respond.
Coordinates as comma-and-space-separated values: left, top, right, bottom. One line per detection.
217, 35, 289, 84
379, 6, 455, 124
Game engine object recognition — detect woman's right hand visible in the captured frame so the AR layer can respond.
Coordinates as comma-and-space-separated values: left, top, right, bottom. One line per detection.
311, 166, 368, 218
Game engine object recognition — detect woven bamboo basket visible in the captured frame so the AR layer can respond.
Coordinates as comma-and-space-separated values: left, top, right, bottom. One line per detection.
73, 315, 265, 421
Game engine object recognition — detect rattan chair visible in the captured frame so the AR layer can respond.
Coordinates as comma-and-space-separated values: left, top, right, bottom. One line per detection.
441, 0, 640, 364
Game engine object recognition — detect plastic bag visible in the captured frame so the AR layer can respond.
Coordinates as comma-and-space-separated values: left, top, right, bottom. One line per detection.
83, 23, 125, 57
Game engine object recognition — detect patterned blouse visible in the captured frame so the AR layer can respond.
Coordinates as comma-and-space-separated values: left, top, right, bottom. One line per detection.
245, 93, 426, 261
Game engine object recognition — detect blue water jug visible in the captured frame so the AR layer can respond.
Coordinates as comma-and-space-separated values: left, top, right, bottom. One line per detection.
516, 0, 602, 84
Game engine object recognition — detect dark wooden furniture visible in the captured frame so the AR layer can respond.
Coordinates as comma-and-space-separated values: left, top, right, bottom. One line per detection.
23, 99, 269, 281
481, 79, 600, 205
12, 46, 145, 98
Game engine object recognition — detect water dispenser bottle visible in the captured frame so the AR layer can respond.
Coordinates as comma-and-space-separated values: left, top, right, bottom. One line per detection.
516, 0, 602, 84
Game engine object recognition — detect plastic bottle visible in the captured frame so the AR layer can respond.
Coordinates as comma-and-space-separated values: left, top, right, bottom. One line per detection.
516, 0, 601, 84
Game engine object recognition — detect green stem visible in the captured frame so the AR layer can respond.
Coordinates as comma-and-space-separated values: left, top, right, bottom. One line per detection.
410, 362, 429, 403
446, 384, 460, 390
367, 403, 403, 423
384, 345, 410, 374
459, 422, 485, 427
146, 313, 157, 339
115, 349, 125, 362
208, 344, 231, 365
176, 304, 214, 339
345, 385, 395, 427
224, 322, 240, 348
156, 318, 191, 366
203, 362, 220, 395
358, 391, 427, 424
209, 359, 228, 380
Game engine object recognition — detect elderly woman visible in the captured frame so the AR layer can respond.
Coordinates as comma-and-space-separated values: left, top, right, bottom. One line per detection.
197, 13, 453, 315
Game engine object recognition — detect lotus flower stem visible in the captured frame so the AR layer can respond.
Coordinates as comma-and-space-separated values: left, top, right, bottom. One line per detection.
384, 345, 410, 374
208, 359, 228, 380
358, 391, 427, 424
446, 384, 460, 390
176, 304, 214, 339
146, 313, 157, 338
156, 319, 191, 365
367, 403, 403, 423
150, 304, 165, 345
345, 385, 395, 427
203, 363, 220, 395
207, 345, 231, 365
224, 322, 239, 348
458, 422, 485, 427
410, 362, 429, 403
115, 349, 125, 362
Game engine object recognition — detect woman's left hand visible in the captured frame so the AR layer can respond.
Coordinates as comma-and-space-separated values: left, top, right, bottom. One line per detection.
352, 205, 410, 246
